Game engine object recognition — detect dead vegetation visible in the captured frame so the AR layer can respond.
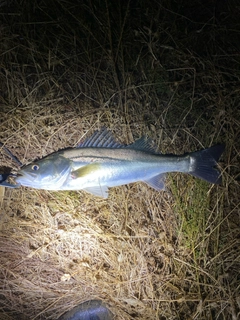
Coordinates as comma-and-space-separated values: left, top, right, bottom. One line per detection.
0, 0, 239, 319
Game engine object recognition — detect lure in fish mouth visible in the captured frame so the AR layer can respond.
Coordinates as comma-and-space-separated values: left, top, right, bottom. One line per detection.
14, 128, 224, 198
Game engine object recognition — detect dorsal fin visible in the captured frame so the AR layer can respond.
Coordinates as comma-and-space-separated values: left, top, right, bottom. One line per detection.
78, 128, 123, 148
78, 128, 159, 153
126, 137, 158, 153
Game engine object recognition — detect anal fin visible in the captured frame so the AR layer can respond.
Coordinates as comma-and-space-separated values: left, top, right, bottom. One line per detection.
144, 173, 166, 191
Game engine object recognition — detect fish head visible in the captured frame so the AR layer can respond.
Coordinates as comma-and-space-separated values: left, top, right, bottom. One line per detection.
15, 155, 71, 189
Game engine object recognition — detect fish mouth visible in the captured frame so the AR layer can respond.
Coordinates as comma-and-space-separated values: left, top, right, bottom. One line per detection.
15, 171, 37, 183
17, 171, 36, 177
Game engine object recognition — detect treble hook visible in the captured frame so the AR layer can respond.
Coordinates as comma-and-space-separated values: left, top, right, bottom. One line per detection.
0, 143, 21, 188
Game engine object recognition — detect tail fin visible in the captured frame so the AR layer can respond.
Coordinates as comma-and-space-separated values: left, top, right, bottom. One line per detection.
189, 144, 224, 184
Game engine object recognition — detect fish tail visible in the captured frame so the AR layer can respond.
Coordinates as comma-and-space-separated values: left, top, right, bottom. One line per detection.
189, 144, 225, 184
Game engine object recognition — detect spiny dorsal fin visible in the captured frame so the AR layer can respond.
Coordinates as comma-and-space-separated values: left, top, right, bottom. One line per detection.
78, 128, 123, 148
78, 128, 159, 153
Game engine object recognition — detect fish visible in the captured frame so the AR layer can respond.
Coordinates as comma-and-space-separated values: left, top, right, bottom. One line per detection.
15, 128, 224, 198
57, 299, 113, 320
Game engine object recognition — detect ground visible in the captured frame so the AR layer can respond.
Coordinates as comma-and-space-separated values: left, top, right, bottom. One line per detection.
0, 1, 239, 319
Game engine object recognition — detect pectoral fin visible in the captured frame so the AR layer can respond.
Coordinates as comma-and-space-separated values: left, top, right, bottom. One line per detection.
71, 163, 101, 179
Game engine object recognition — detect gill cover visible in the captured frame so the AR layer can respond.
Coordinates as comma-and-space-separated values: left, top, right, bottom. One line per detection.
16, 155, 71, 189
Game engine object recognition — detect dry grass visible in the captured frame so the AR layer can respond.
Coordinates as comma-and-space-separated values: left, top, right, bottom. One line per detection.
0, 0, 239, 319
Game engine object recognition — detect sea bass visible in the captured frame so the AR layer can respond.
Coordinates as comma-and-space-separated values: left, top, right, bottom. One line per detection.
15, 129, 224, 198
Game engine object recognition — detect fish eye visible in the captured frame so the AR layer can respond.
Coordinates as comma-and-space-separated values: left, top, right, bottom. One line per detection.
32, 164, 39, 171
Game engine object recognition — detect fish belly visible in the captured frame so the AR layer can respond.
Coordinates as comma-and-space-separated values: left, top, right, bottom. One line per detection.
60, 157, 189, 190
